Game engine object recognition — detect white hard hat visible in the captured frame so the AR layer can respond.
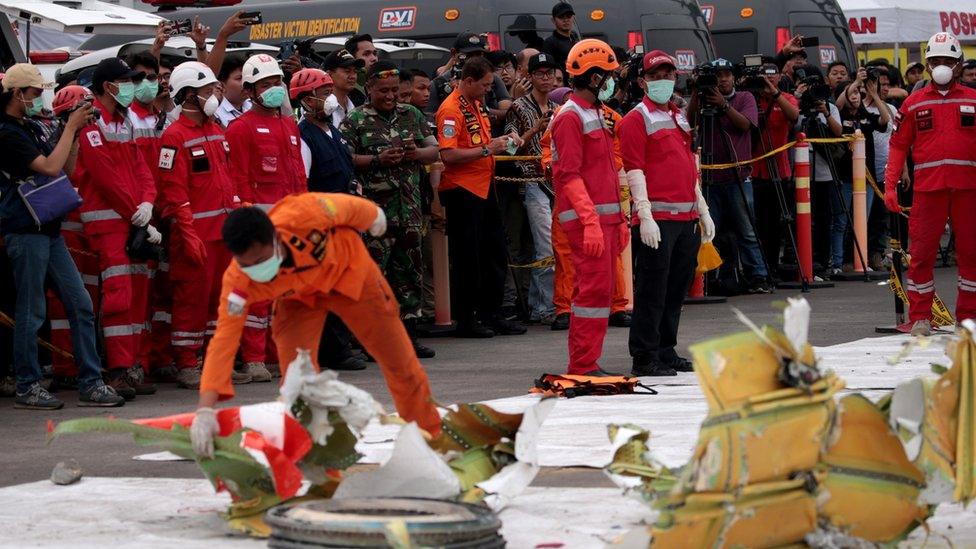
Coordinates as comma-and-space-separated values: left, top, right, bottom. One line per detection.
169, 61, 217, 98
925, 32, 963, 60
242, 54, 284, 85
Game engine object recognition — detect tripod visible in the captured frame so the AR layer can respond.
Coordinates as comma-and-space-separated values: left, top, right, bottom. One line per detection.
802, 111, 875, 283
698, 104, 774, 293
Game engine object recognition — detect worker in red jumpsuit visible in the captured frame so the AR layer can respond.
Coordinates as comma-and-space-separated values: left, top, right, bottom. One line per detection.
550, 39, 626, 376
885, 32, 976, 336
225, 54, 307, 381
155, 61, 246, 388
73, 57, 161, 399
619, 50, 715, 376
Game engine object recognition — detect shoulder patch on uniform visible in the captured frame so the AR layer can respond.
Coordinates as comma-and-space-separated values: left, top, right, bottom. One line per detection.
442, 118, 457, 138
227, 290, 247, 316
86, 131, 102, 147
159, 147, 177, 170
317, 196, 337, 218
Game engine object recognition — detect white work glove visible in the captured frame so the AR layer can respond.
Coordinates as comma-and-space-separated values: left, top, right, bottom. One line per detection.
190, 407, 220, 459
131, 201, 153, 227
695, 183, 715, 243
369, 205, 387, 237
626, 169, 661, 249
145, 224, 162, 245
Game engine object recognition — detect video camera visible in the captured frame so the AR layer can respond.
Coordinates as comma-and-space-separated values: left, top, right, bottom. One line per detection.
739, 54, 776, 95
794, 67, 832, 114
693, 62, 719, 94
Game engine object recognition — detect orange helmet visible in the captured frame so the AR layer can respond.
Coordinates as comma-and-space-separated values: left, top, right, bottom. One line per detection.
53, 85, 92, 115
565, 39, 619, 76
289, 68, 333, 100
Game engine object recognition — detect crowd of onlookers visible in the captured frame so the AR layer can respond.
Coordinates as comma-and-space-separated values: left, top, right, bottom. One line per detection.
0, 1, 964, 408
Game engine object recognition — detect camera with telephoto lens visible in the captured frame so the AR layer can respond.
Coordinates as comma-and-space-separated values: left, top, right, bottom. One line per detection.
865, 66, 883, 81
692, 62, 719, 96
795, 68, 832, 114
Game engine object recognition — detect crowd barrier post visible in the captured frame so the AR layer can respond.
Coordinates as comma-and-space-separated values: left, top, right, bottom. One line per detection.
793, 134, 814, 285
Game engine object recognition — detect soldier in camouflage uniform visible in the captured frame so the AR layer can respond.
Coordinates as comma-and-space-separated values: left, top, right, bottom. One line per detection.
341, 61, 440, 358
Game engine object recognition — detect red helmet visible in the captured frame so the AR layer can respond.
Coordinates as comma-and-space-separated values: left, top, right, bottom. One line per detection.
289, 68, 333, 100
53, 85, 92, 115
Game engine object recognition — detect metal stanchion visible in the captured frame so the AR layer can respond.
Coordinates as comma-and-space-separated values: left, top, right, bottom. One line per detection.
833, 130, 886, 281
780, 134, 833, 290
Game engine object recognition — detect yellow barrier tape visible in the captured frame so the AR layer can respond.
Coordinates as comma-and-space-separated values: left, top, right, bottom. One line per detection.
887, 260, 955, 327
510, 256, 554, 269
700, 136, 855, 171
865, 171, 911, 218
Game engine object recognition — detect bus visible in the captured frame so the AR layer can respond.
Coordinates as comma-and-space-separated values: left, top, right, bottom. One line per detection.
704, 0, 857, 71
81, 0, 715, 77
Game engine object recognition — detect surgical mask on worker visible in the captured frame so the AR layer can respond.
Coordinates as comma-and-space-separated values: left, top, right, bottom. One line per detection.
645, 79, 676, 105
931, 64, 955, 86
240, 241, 283, 283
598, 77, 616, 103
134, 80, 159, 104
200, 94, 220, 117
323, 94, 340, 116
21, 93, 43, 117
259, 85, 286, 108
111, 82, 135, 108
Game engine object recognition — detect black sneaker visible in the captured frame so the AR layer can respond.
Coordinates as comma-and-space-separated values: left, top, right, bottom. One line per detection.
456, 321, 495, 339
328, 354, 367, 371
413, 340, 436, 359
490, 317, 527, 336
631, 360, 677, 377
608, 311, 632, 328
663, 356, 694, 372
747, 280, 775, 294
14, 383, 64, 410
550, 313, 570, 331
79, 382, 125, 407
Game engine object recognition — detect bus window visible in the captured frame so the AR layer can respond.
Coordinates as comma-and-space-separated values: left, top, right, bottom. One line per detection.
712, 29, 759, 62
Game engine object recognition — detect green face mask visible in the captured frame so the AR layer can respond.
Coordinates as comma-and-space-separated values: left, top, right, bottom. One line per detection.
259, 85, 286, 109
111, 82, 136, 108
598, 77, 616, 102
22, 94, 44, 117
645, 78, 676, 105
134, 80, 159, 104
240, 241, 283, 283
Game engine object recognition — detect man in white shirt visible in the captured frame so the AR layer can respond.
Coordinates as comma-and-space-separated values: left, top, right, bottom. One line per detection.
214, 55, 251, 128
324, 49, 363, 127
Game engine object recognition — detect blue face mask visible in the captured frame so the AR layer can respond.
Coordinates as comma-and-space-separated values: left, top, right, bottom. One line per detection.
645, 78, 676, 104
259, 85, 286, 109
598, 77, 616, 102
240, 241, 283, 283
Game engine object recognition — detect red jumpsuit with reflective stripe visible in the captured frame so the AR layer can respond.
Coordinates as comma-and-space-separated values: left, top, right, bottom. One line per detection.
885, 82, 976, 322
73, 98, 157, 371
46, 212, 100, 377
225, 108, 307, 364
550, 96, 626, 374
157, 114, 238, 369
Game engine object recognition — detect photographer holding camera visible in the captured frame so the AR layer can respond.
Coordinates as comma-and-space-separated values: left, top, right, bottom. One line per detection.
687, 58, 772, 294
794, 65, 843, 278
748, 58, 799, 281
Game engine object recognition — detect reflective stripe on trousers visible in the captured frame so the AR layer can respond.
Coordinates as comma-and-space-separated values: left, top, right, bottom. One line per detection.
80, 209, 122, 222
572, 305, 610, 318
558, 202, 621, 224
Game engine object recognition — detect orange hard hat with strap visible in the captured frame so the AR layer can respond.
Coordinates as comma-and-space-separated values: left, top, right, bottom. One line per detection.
53, 85, 92, 116
565, 39, 619, 76
289, 68, 333, 100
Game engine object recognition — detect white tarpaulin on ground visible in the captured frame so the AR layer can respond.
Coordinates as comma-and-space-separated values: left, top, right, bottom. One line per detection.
840, 0, 976, 44
0, 0, 163, 35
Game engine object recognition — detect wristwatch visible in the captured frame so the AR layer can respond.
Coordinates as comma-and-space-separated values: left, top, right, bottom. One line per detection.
481, 146, 490, 157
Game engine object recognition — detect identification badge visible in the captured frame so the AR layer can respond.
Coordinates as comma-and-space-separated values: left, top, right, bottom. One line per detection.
191, 147, 206, 157
158, 146, 176, 170
256, 127, 271, 134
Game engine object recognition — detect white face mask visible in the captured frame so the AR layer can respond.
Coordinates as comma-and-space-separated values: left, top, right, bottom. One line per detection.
201, 94, 220, 117
931, 64, 956, 86
323, 94, 340, 116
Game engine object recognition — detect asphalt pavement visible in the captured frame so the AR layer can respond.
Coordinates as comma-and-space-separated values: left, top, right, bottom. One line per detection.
1, 266, 960, 488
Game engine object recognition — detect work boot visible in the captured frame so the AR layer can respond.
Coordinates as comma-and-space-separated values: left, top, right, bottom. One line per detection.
550, 313, 570, 331
747, 279, 775, 294
911, 320, 933, 337
663, 356, 694, 372
151, 365, 180, 384
456, 321, 495, 338
490, 316, 527, 335
78, 382, 125, 408
176, 367, 202, 389
14, 383, 64, 410
608, 311, 632, 328
123, 365, 157, 395
0, 376, 15, 398
266, 363, 281, 379
582, 367, 623, 377
243, 362, 272, 383
106, 370, 137, 401
232, 370, 253, 384
413, 340, 436, 359
631, 360, 677, 377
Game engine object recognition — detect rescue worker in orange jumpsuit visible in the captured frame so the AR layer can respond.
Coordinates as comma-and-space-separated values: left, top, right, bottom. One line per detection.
542, 98, 631, 332
618, 50, 715, 376
885, 32, 976, 336
550, 40, 627, 376
188, 193, 442, 454
157, 61, 250, 388
74, 57, 161, 400
225, 54, 307, 381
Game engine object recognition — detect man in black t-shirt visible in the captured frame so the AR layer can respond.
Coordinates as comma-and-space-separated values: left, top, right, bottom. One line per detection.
543, 2, 580, 71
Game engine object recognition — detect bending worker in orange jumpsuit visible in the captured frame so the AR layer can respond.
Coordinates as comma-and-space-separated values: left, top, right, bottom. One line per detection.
550, 39, 627, 376
189, 193, 441, 455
